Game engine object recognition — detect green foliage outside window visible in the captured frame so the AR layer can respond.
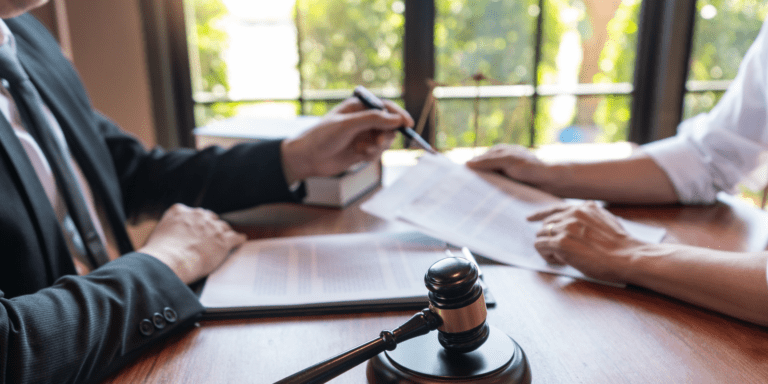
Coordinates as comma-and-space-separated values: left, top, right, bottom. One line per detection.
434, 0, 536, 149
684, 0, 768, 119
685, 1, 768, 205
590, 0, 640, 144
188, 0, 768, 152
433, 0, 642, 148
296, 0, 404, 117
297, 0, 404, 91
188, 0, 239, 125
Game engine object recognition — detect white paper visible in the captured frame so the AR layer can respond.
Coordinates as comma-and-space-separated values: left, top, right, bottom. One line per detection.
200, 232, 449, 311
362, 154, 667, 284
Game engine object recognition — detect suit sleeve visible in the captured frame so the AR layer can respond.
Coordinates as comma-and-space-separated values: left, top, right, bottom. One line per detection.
9, 13, 300, 219
97, 113, 303, 219
0, 254, 204, 384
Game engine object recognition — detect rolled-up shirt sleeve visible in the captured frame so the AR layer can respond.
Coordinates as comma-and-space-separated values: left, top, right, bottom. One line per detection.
642, 19, 768, 204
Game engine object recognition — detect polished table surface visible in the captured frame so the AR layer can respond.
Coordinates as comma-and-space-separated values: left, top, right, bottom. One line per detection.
104, 185, 768, 383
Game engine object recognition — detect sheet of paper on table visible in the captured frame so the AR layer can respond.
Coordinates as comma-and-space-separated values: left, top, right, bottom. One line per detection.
199, 231, 490, 318
361, 154, 667, 286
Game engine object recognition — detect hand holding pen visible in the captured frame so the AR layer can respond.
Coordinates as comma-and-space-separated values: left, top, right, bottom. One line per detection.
280, 87, 414, 183
353, 85, 438, 154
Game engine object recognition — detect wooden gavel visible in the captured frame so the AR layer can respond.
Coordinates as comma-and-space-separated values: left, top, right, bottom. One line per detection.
275, 257, 493, 384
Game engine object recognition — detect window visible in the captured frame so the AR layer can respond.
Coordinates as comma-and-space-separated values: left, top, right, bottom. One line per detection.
174, 0, 762, 154
187, 0, 404, 124
183, 0, 643, 151
684, 1, 768, 118
432, 0, 640, 149
683, 1, 768, 207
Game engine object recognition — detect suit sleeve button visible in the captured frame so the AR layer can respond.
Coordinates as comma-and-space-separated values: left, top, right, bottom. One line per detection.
163, 307, 178, 323
139, 319, 154, 336
152, 313, 167, 329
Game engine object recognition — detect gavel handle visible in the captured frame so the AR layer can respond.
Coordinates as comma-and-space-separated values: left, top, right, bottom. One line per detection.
275, 309, 441, 384
274, 336, 388, 384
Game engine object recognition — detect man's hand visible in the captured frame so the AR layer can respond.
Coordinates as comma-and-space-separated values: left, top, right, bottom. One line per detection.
138, 204, 246, 284
527, 201, 646, 283
466, 144, 553, 188
280, 97, 414, 184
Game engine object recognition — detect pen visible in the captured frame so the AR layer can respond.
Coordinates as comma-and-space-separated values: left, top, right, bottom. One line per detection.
353, 85, 438, 154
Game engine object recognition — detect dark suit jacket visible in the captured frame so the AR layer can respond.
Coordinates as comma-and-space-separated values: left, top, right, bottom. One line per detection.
0, 14, 300, 383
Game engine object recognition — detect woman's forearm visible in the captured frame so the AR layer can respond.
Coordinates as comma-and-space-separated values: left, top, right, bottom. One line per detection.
625, 244, 768, 325
543, 153, 679, 204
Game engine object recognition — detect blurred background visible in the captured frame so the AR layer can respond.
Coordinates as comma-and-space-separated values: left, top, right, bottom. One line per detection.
186, 0, 766, 149
29, 0, 768, 206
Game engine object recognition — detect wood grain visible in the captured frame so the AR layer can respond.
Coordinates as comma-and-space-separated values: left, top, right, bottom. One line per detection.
103, 188, 768, 383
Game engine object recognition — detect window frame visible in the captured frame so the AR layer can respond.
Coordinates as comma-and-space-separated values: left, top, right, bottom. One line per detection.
150, 0, 701, 149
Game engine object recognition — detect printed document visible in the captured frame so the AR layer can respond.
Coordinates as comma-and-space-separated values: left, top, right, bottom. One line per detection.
362, 154, 667, 283
200, 231, 454, 315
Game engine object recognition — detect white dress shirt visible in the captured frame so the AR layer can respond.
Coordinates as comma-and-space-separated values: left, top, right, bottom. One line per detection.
641, 19, 768, 286
0, 21, 118, 273
643, 19, 768, 205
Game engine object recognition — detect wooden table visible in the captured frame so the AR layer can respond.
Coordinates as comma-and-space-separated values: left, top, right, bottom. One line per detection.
104, 190, 768, 383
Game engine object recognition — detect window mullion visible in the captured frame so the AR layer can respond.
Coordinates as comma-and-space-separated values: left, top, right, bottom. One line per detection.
404, 0, 436, 145
530, 0, 544, 148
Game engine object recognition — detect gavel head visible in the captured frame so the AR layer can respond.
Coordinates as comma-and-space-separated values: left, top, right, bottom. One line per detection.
424, 257, 490, 353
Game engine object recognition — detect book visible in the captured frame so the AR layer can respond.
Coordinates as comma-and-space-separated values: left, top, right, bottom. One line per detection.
194, 116, 323, 149
193, 115, 382, 207
198, 231, 494, 319
303, 161, 381, 207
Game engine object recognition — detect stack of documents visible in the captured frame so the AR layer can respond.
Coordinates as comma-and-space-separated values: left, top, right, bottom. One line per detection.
199, 231, 492, 318
361, 154, 667, 285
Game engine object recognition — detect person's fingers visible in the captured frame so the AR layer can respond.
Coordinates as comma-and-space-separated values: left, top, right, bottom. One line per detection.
382, 99, 415, 127
592, 203, 627, 233
199, 207, 219, 221
377, 130, 396, 147
328, 97, 365, 113
537, 221, 557, 238
537, 217, 592, 246
316, 111, 404, 155
533, 238, 568, 265
352, 129, 393, 151
527, 204, 574, 221
466, 144, 526, 162
365, 130, 396, 155
569, 202, 626, 237
224, 231, 247, 249
365, 144, 379, 156
560, 218, 585, 237
465, 155, 522, 172
331, 98, 410, 131
332, 97, 414, 128
337, 149, 373, 168
577, 223, 587, 238
169, 202, 191, 215
347, 109, 408, 132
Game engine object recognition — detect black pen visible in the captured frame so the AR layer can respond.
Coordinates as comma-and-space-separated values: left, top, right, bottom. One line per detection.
353, 85, 438, 154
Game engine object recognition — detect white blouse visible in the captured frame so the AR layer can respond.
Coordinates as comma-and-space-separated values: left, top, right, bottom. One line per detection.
641, 19, 768, 287
643, 19, 768, 204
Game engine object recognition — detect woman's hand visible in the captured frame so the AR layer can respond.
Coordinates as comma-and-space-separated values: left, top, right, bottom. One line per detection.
527, 201, 646, 283
466, 144, 552, 188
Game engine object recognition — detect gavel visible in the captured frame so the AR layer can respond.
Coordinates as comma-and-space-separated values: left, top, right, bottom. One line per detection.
275, 257, 531, 383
